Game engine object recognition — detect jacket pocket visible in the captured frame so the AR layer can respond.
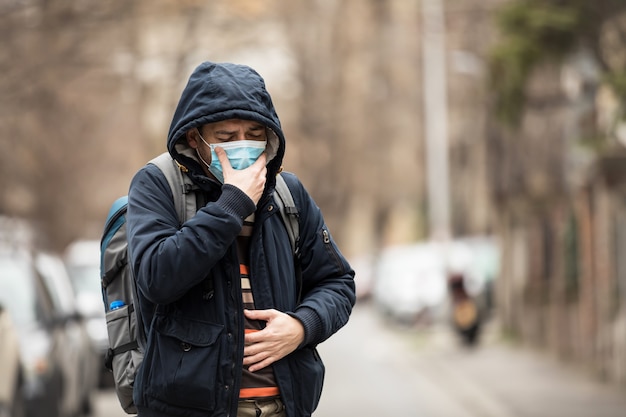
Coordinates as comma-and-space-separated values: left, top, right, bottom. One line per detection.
144, 314, 223, 411
320, 228, 349, 275
289, 347, 325, 415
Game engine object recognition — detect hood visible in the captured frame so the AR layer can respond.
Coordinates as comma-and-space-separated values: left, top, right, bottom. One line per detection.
167, 62, 285, 183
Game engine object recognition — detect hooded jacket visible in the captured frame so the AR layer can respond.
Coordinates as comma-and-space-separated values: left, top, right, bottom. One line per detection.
126, 62, 356, 417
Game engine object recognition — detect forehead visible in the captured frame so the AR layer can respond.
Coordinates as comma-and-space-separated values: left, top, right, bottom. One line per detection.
204, 119, 264, 132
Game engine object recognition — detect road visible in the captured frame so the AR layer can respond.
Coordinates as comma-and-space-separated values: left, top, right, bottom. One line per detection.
92, 302, 626, 417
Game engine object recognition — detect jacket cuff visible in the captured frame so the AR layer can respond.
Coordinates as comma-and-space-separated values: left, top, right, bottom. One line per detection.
289, 307, 323, 348
218, 184, 256, 220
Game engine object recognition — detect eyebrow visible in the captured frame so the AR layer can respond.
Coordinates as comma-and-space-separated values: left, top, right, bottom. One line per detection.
214, 129, 238, 135
214, 124, 264, 135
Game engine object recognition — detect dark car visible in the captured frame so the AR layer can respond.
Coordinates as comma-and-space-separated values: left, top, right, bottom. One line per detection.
35, 252, 99, 414
0, 247, 96, 417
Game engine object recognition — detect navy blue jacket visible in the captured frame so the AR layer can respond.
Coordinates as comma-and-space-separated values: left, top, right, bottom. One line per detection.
126, 62, 356, 417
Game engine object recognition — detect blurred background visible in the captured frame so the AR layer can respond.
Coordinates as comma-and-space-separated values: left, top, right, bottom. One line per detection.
2, 0, 626, 416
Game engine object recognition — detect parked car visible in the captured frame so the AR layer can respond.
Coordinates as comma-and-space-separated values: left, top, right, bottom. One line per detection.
0, 246, 95, 417
445, 236, 500, 315
0, 304, 24, 417
35, 252, 99, 414
64, 239, 110, 385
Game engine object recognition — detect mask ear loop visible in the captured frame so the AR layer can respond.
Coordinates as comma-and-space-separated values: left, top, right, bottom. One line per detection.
195, 129, 213, 170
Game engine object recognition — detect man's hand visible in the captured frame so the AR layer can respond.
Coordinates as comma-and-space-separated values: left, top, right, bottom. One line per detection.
243, 309, 305, 373
215, 147, 267, 205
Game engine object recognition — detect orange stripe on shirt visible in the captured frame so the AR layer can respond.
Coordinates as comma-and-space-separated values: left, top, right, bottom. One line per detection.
240, 264, 249, 275
239, 387, 280, 399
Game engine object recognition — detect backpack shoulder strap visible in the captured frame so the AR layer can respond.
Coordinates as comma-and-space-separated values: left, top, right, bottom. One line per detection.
149, 152, 198, 224
274, 173, 300, 256
274, 172, 303, 302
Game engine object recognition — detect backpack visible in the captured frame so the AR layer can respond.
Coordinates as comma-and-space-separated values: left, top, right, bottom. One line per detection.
100, 152, 299, 414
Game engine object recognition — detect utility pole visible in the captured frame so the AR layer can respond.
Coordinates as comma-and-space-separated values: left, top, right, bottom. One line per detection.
421, 0, 451, 241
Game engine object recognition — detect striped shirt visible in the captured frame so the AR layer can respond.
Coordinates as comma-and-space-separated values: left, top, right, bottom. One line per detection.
237, 214, 280, 400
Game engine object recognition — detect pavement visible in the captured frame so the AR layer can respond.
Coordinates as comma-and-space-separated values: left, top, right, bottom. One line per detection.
403, 314, 626, 417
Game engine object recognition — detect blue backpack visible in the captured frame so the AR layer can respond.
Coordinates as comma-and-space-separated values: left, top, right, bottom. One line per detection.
100, 153, 299, 414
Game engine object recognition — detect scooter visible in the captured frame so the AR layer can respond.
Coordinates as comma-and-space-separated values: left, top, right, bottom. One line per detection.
448, 272, 481, 345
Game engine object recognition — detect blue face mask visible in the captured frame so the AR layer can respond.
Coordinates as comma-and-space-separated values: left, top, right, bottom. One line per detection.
196, 135, 266, 183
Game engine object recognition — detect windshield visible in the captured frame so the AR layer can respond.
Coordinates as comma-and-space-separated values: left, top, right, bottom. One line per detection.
0, 256, 38, 327
66, 264, 101, 296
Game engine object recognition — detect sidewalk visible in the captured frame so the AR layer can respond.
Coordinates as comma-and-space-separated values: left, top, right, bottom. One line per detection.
409, 320, 626, 417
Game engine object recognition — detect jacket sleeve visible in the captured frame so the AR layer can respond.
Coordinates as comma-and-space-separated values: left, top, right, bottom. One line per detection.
282, 173, 356, 347
127, 163, 256, 305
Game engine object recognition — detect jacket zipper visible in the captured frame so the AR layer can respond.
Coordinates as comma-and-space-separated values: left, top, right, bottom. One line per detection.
321, 228, 346, 273
226, 245, 243, 417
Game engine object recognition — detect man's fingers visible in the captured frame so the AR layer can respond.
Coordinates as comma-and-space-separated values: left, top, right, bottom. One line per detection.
243, 341, 278, 372
247, 358, 274, 373
244, 308, 275, 322
214, 146, 232, 170
253, 152, 268, 167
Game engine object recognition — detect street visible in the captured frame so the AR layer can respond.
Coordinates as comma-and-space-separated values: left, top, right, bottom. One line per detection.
316, 302, 626, 417
92, 302, 626, 417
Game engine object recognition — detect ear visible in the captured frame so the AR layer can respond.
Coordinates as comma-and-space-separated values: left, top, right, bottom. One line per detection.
186, 129, 200, 149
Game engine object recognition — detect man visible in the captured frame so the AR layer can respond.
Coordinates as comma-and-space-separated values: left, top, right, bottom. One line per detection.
126, 61, 356, 417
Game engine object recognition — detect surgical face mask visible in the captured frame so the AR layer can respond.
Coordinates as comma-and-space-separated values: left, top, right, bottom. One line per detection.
196, 134, 266, 183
